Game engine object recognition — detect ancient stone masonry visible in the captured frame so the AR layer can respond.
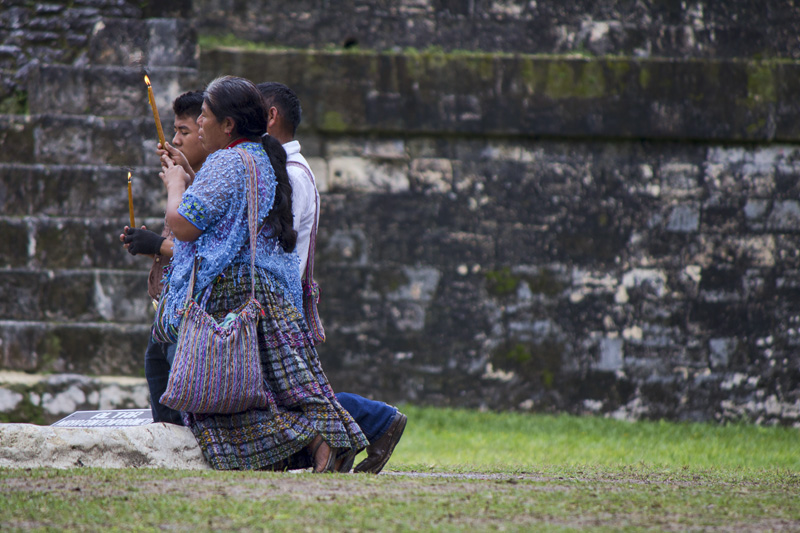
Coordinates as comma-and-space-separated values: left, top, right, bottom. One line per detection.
0, 0, 201, 422
190, 0, 800, 59
2, 1, 800, 426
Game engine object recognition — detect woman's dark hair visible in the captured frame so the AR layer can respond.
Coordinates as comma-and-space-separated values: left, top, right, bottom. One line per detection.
204, 76, 297, 253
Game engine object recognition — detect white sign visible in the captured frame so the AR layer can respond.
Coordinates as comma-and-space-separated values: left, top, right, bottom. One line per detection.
51, 409, 153, 428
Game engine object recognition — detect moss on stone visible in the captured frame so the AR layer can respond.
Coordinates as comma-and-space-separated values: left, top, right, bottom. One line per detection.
519, 58, 537, 94
320, 111, 348, 132
374, 269, 410, 294
544, 61, 605, 99
522, 269, 564, 297
0, 385, 45, 425
485, 267, 520, 297
37, 333, 61, 372
544, 61, 573, 99
638, 66, 652, 90
476, 57, 494, 81
747, 62, 777, 105
0, 90, 28, 115
198, 33, 273, 51
491, 340, 563, 389
746, 118, 767, 136
605, 59, 631, 80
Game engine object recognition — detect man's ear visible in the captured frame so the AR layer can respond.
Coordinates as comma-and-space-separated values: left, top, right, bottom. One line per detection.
267, 106, 279, 130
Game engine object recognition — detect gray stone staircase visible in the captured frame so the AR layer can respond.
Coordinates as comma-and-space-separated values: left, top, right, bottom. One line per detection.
0, 10, 200, 423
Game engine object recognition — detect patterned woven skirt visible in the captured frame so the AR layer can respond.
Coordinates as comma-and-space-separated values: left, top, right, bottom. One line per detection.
182, 263, 368, 470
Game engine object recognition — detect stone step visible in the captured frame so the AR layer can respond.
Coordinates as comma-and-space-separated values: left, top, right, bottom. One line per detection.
0, 162, 167, 218
0, 370, 150, 425
202, 49, 800, 142
0, 321, 150, 376
28, 64, 200, 118
0, 215, 166, 270
0, 113, 156, 166
86, 17, 197, 69
0, 268, 152, 324
0, 115, 34, 163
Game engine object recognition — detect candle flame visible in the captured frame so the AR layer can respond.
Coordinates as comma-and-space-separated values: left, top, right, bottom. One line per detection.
144, 74, 151, 86
127, 171, 132, 182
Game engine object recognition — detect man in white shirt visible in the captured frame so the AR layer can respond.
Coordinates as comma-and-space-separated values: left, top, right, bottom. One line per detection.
259, 82, 406, 474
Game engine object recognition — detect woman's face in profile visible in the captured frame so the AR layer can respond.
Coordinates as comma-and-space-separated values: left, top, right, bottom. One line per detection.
197, 101, 228, 152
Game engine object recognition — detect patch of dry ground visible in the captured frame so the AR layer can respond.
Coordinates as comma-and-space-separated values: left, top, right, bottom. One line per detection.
3, 470, 798, 531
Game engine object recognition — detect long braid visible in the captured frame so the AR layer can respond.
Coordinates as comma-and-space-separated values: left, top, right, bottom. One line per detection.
261, 134, 297, 253
204, 76, 297, 254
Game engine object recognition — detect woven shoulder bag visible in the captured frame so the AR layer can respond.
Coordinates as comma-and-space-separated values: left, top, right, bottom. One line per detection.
159, 149, 269, 414
288, 160, 326, 343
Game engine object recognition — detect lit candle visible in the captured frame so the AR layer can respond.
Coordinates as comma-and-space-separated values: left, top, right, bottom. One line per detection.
127, 172, 135, 228
143, 74, 166, 148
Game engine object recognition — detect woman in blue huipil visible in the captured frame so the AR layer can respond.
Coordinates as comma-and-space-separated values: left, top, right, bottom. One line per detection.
159, 76, 366, 471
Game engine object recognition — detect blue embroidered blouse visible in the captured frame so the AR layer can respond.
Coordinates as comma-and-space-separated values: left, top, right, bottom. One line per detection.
161, 141, 302, 331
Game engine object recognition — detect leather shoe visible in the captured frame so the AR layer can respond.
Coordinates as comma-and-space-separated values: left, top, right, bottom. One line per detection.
353, 410, 407, 474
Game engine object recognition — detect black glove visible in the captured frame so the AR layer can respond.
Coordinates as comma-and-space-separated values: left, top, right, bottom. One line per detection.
123, 227, 165, 256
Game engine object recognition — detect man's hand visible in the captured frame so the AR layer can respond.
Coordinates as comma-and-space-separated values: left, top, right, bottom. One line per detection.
121, 226, 165, 256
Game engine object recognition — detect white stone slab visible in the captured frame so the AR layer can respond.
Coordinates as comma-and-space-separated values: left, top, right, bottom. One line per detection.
0, 422, 208, 470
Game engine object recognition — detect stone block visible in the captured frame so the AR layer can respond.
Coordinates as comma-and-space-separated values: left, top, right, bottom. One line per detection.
307, 157, 328, 192
0, 270, 48, 321
327, 156, 409, 192
767, 200, 800, 232
666, 204, 700, 233
0, 321, 150, 375
0, 163, 167, 219
87, 18, 148, 66
93, 270, 153, 323
0, 269, 152, 323
0, 115, 34, 163
0, 218, 29, 268
202, 49, 800, 142
28, 65, 87, 115
410, 158, 453, 193
146, 18, 197, 68
0, 423, 207, 469
595, 337, 624, 371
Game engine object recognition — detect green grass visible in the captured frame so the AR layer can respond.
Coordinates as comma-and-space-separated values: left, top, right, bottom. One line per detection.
2, 406, 799, 531
391, 405, 800, 473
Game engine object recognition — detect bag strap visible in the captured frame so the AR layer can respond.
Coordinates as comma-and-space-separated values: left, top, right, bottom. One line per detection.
287, 160, 319, 285
184, 148, 260, 306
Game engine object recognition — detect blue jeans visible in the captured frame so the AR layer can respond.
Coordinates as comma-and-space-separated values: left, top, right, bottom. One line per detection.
144, 337, 183, 425
335, 392, 397, 444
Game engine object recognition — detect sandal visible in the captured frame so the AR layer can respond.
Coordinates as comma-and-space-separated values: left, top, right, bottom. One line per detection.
334, 448, 357, 473
309, 436, 336, 474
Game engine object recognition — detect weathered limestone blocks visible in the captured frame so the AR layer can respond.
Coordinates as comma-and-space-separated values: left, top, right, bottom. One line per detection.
0, 371, 149, 424
0, 422, 207, 470
0, 1, 196, 112
202, 50, 800, 143
191, 0, 800, 59
0, 163, 167, 219
0, 322, 149, 375
28, 65, 200, 119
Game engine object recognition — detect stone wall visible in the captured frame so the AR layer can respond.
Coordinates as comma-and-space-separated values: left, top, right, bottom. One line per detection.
191, 0, 800, 59
1, 1, 800, 426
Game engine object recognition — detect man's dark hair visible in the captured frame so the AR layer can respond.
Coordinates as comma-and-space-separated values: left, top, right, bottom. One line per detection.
172, 90, 204, 119
257, 82, 302, 136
